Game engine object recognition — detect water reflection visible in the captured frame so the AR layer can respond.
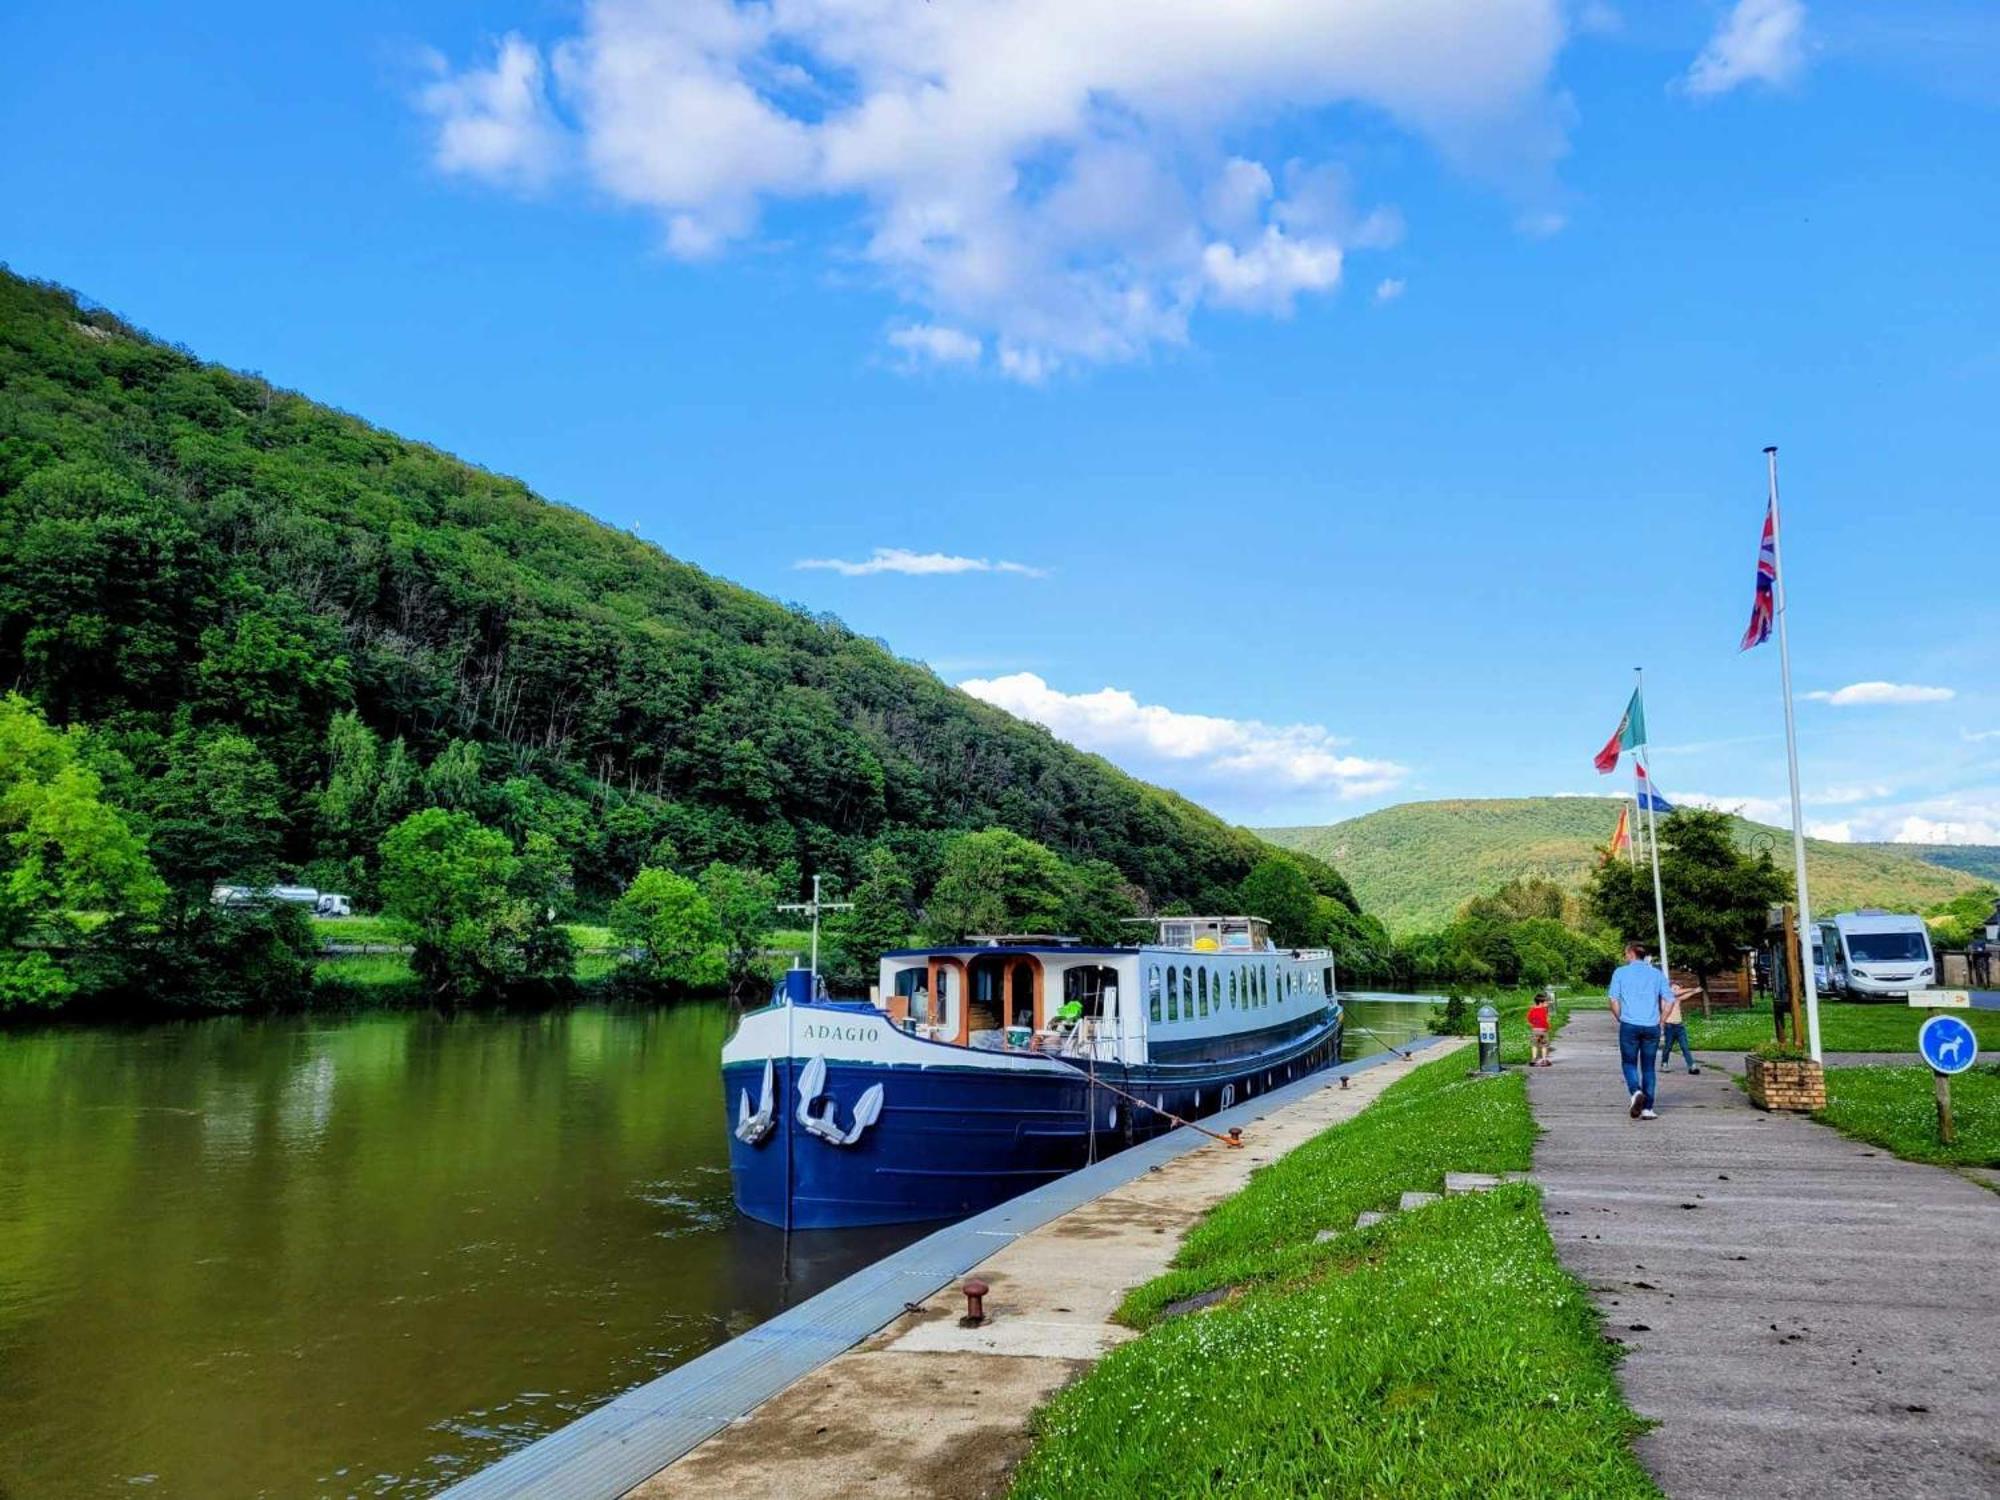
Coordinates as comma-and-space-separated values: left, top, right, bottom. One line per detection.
0, 1002, 923, 1500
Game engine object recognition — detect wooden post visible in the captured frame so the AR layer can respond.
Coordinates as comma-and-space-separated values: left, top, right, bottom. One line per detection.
1778, 903, 1806, 1049
1935, 1070, 1956, 1145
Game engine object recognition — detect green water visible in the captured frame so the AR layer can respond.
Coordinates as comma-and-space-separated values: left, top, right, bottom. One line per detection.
0, 995, 1436, 1499
0, 1002, 915, 1499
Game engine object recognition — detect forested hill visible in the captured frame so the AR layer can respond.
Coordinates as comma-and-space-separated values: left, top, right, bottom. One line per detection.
0, 269, 1352, 917
1262, 797, 1988, 934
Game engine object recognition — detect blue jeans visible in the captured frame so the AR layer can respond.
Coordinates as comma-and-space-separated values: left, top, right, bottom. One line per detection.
1659, 1022, 1695, 1069
1618, 1021, 1658, 1105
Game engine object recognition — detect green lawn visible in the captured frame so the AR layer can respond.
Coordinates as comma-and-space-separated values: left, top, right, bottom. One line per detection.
1011, 1053, 1655, 1499
311, 914, 403, 945
1686, 1001, 2000, 1055
312, 917, 623, 950
1814, 1065, 2000, 1168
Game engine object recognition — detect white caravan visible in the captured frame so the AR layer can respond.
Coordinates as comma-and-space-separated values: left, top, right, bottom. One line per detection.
1819, 910, 1935, 999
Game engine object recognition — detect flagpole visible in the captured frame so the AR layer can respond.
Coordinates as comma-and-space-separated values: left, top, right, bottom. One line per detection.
1766, 446, 1821, 1061
1636, 667, 1670, 977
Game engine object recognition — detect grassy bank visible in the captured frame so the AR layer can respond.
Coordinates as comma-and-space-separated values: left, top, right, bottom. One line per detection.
1012, 1050, 1655, 1498
1814, 1065, 2000, 1168
1686, 1001, 2000, 1054
1432, 986, 1586, 1066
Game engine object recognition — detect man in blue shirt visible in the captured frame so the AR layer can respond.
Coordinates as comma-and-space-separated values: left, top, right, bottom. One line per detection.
1607, 942, 1685, 1119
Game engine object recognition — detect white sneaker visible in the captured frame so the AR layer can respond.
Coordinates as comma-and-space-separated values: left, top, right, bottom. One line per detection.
1629, 1091, 1645, 1119
1640, 1108, 1658, 1120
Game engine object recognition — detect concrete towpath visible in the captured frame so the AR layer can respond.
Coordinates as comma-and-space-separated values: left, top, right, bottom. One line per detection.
1530, 1008, 2000, 1500
622, 1041, 1461, 1500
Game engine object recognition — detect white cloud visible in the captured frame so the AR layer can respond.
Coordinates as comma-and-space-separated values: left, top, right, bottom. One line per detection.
1683, 0, 1808, 96
959, 671, 1407, 807
419, 33, 563, 189
1202, 228, 1344, 315
1803, 681, 1955, 707
1961, 728, 2000, 744
885, 323, 982, 368
1693, 793, 2000, 846
1374, 277, 1407, 302
795, 547, 1045, 578
418, 2, 1571, 376
1883, 813, 2000, 846
1677, 791, 1790, 825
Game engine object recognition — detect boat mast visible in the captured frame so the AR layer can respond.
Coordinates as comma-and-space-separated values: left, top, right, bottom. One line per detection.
777, 874, 852, 993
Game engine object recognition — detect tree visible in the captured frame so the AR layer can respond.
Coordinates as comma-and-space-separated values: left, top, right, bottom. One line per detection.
144, 723, 289, 922
1063, 858, 1142, 945
828, 845, 915, 980
0, 694, 165, 1008
513, 830, 577, 983
1588, 806, 1788, 1006
379, 808, 523, 1000
700, 862, 777, 993
1238, 858, 1320, 948
611, 867, 723, 988
922, 828, 1071, 942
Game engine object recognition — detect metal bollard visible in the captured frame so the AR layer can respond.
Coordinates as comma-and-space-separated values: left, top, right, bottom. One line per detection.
1476, 1004, 1502, 1074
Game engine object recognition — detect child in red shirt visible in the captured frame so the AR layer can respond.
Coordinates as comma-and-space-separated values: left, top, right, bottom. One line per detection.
1527, 992, 1552, 1067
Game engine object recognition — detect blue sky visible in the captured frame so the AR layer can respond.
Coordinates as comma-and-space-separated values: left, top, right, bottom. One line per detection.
3, 0, 1996, 840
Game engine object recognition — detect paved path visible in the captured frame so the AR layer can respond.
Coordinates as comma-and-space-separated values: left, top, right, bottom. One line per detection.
1530, 1009, 2000, 1500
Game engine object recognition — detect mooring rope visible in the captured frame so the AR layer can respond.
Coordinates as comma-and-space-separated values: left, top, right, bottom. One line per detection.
1037, 1043, 1247, 1147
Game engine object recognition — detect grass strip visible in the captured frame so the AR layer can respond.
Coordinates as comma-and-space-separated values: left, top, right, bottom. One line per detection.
1121, 1055, 1531, 1328
1814, 1064, 2000, 1168
1015, 1192, 1653, 1497
1686, 1002, 2000, 1055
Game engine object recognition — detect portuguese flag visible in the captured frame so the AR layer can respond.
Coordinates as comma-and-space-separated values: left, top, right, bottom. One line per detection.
1593, 688, 1646, 774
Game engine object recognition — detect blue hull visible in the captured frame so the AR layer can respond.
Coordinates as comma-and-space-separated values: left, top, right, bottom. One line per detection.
725, 1014, 1343, 1230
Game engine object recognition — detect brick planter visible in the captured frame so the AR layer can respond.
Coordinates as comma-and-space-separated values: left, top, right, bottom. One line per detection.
1745, 1054, 1826, 1112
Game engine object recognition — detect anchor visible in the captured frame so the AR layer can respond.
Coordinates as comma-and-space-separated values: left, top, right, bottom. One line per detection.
734, 1057, 777, 1146
795, 1054, 885, 1146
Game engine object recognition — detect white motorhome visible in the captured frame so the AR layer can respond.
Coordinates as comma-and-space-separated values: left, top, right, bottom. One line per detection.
1819, 910, 1935, 999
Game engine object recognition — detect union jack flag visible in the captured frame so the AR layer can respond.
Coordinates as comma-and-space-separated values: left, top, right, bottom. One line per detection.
1739, 498, 1776, 651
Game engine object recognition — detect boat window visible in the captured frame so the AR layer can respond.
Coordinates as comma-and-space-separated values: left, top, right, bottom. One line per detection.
1323, 966, 1335, 995
1149, 965, 1162, 1023
893, 966, 930, 1024
1197, 967, 1208, 1017
1167, 965, 1180, 1021
1183, 966, 1195, 1021
1064, 965, 1118, 1020
1228, 970, 1238, 1009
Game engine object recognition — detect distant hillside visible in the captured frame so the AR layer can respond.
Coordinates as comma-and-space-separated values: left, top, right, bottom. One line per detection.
1261, 798, 1988, 934
0, 269, 1350, 914
1859, 842, 2000, 886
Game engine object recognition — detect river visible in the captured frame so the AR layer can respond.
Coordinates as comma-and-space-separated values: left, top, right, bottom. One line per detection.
0, 996, 1434, 1499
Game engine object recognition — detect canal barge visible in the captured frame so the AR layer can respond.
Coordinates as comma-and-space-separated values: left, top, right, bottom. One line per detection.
722, 917, 1342, 1229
